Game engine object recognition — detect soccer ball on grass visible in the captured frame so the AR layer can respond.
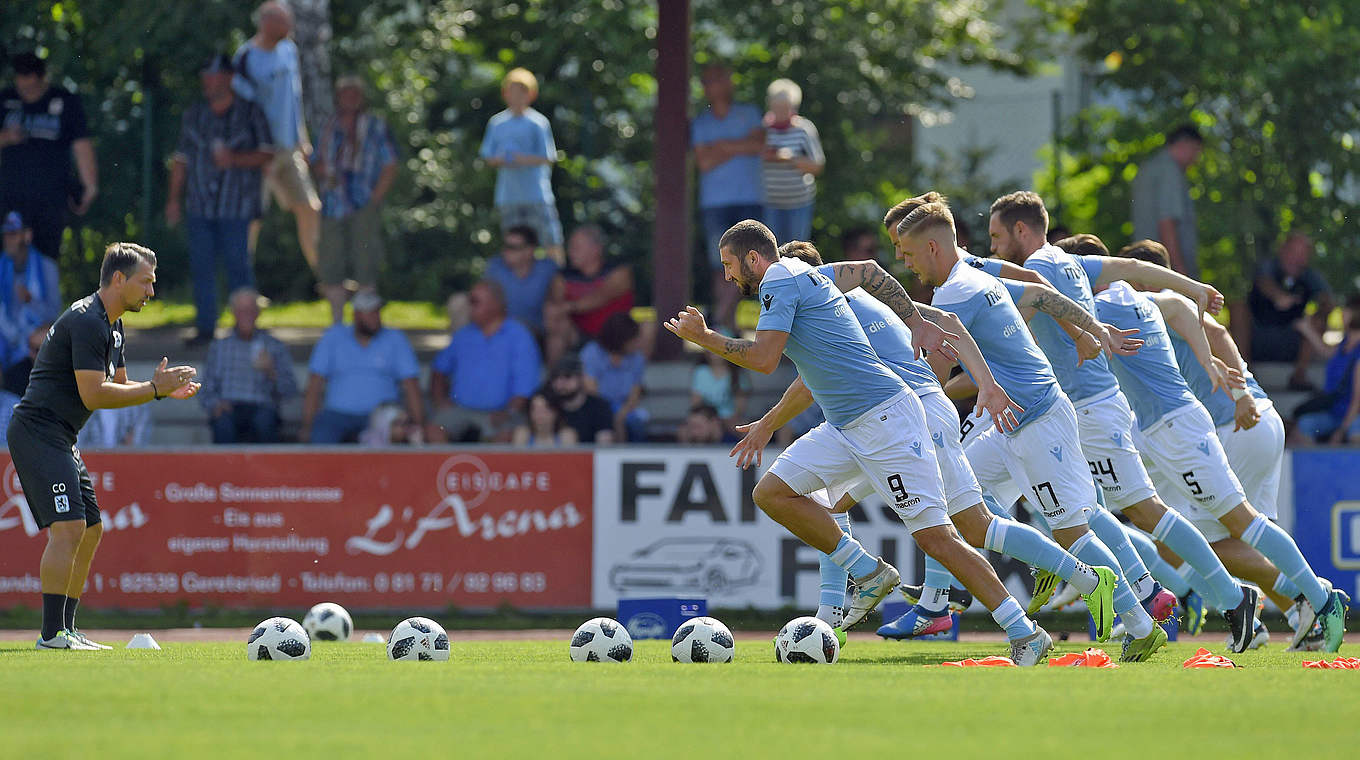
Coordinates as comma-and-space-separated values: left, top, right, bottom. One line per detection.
774, 616, 839, 664
569, 617, 633, 663
671, 616, 735, 663
247, 617, 311, 661
387, 617, 451, 661
303, 602, 353, 642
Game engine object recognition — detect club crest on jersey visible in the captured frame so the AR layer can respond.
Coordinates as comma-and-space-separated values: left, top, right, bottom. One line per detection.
762, 294, 773, 311
1196, 439, 1211, 455
1049, 445, 1063, 461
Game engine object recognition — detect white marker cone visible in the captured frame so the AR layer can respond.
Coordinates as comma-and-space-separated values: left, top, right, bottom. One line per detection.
126, 633, 161, 650
361, 632, 385, 644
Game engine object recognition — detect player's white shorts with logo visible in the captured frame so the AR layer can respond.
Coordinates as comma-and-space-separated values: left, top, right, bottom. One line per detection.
964, 393, 1096, 531
829, 387, 983, 516
769, 389, 949, 533
1074, 391, 1158, 511
960, 400, 1021, 513
1134, 403, 1247, 535
1218, 399, 1284, 521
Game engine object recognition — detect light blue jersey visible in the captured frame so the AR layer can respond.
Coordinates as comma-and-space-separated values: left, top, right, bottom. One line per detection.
931, 259, 1061, 433
815, 265, 940, 393
1093, 282, 1198, 430
967, 246, 1119, 405
1169, 329, 1270, 429
756, 258, 908, 427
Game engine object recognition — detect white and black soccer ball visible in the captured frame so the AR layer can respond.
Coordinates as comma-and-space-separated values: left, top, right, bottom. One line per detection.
246, 617, 311, 661
671, 616, 735, 663
569, 617, 633, 663
774, 616, 839, 664
303, 602, 353, 642
387, 617, 450, 661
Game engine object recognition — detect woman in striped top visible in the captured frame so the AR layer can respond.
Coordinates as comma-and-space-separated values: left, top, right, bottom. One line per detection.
761, 79, 825, 244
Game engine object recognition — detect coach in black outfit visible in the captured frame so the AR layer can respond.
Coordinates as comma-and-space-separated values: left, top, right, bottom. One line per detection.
7, 243, 199, 650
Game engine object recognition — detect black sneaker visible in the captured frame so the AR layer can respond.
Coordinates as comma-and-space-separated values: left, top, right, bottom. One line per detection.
1223, 585, 1260, 654
897, 583, 974, 612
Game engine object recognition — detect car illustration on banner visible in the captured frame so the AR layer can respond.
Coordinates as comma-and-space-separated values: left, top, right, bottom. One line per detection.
608, 537, 761, 595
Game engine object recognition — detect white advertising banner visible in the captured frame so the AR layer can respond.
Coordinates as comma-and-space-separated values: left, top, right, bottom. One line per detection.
590, 446, 1013, 610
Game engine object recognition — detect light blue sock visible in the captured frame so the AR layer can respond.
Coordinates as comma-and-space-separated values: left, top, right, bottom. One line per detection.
1273, 571, 1302, 601
1150, 510, 1241, 610
818, 513, 853, 610
984, 517, 1098, 594
829, 534, 879, 579
1087, 508, 1155, 600
1177, 562, 1213, 604
982, 491, 1012, 519
1069, 530, 1141, 616
922, 555, 956, 591
990, 596, 1037, 641
1123, 525, 1191, 598
1241, 515, 1327, 609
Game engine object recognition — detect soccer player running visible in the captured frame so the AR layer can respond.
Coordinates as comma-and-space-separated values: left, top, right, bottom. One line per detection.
892, 198, 1173, 661
730, 240, 1117, 644
665, 220, 1055, 665
1116, 239, 1340, 651
8, 243, 200, 649
1090, 256, 1348, 652
974, 192, 1262, 652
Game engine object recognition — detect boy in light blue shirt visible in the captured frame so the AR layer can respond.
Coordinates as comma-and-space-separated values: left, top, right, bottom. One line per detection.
480, 68, 563, 264
666, 220, 1056, 664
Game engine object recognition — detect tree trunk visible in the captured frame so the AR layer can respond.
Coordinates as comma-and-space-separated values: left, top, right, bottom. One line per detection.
290, 0, 333, 144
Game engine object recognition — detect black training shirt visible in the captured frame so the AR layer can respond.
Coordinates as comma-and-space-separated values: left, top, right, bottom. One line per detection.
14, 292, 125, 440
0, 86, 90, 201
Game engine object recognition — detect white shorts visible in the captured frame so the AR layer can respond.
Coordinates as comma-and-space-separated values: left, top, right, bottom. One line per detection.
768, 390, 949, 533
1218, 399, 1284, 520
1075, 391, 1158, 511
959, 399, 1023, 511
964, 394, 1096, 531
1133, 403, 1246, 521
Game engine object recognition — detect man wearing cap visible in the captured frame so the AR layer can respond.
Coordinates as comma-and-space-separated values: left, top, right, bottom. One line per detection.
428, 279, 541, 442
0, 52, 98, 261
0, 211, 62, 395
166, 54, 274, 347
312, 75, 399, 324
301, 290, 424, 444
198, 286, 299, 443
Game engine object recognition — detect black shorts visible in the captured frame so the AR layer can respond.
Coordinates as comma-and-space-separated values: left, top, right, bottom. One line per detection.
6, 413, 100, 529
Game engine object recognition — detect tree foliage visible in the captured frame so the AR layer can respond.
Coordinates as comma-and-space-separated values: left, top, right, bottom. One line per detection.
6, 0, 1040, 305
1035, 0, 1360, 298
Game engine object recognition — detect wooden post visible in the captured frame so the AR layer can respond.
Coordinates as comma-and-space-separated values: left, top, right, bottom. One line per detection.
650, 0, 692, 360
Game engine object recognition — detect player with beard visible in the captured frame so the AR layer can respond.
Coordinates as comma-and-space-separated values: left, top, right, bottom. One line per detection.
8, 243, 200, 649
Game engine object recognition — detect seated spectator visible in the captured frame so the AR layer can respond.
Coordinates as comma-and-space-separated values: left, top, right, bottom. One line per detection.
545, 225, 634, 363
484, 224, 562, 334
0, 211, 61, 395
429, 280, 541, 442
1294, 298, 1360, 445
301, 291, 424, 444
690, 350, 750, 430
77, 405, 152, 449
359, 403, 436, 447
512, 392, 578, 448
546, 356, 615, 444
581, 312, 648, 441
0, 389, 17, 446
677, 404, 737, 444
198, 287, 299, 443
1247, 233, 1335, 390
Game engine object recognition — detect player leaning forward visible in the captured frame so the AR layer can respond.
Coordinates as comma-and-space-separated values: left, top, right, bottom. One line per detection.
665, 220, 1056, 665
8, 243, 199, 650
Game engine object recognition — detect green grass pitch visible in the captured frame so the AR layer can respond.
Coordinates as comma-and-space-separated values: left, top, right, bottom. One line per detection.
3, 638, 1357, 759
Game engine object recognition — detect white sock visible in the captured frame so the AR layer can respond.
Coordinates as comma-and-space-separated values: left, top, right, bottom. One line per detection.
1122, 603, 1155, 639
1070, 563, 1100, 595
1285, 605, 1300, 632
918, 586, 949, 613
816, 604, 844, 628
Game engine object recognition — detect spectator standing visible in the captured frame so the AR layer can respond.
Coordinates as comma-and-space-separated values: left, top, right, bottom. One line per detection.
692, 63, 765, 330
312, 75, 398, 324
1294, 300, 1360, 445
233, 1, 323, 274
1247, 233, 1335, 389
546, 225, 635, 363
760, 79, 823, 245
300, 291, 423, 443
581, 312, 648, 441
479, 68, 563, 265
0, 212, 62, 395
0, 52, 98, 261
546, 357, 615, 445
511, 392, 578, 448
76, 406, 151, 450
198, 287, 299, 443
689, 351, 749, 429
1131, 124, 1203, 276
484, 225, 562, 335
166, 54, 274, 347
429, 280, 541, 442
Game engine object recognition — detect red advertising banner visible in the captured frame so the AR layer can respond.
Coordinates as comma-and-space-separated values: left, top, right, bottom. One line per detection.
0, 451, 593, 610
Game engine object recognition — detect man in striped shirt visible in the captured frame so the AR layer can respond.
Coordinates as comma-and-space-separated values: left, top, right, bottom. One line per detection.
198, 287, 298, 443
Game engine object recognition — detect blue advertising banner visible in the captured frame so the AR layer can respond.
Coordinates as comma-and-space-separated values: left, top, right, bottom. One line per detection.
1290, 450, 1360, 602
